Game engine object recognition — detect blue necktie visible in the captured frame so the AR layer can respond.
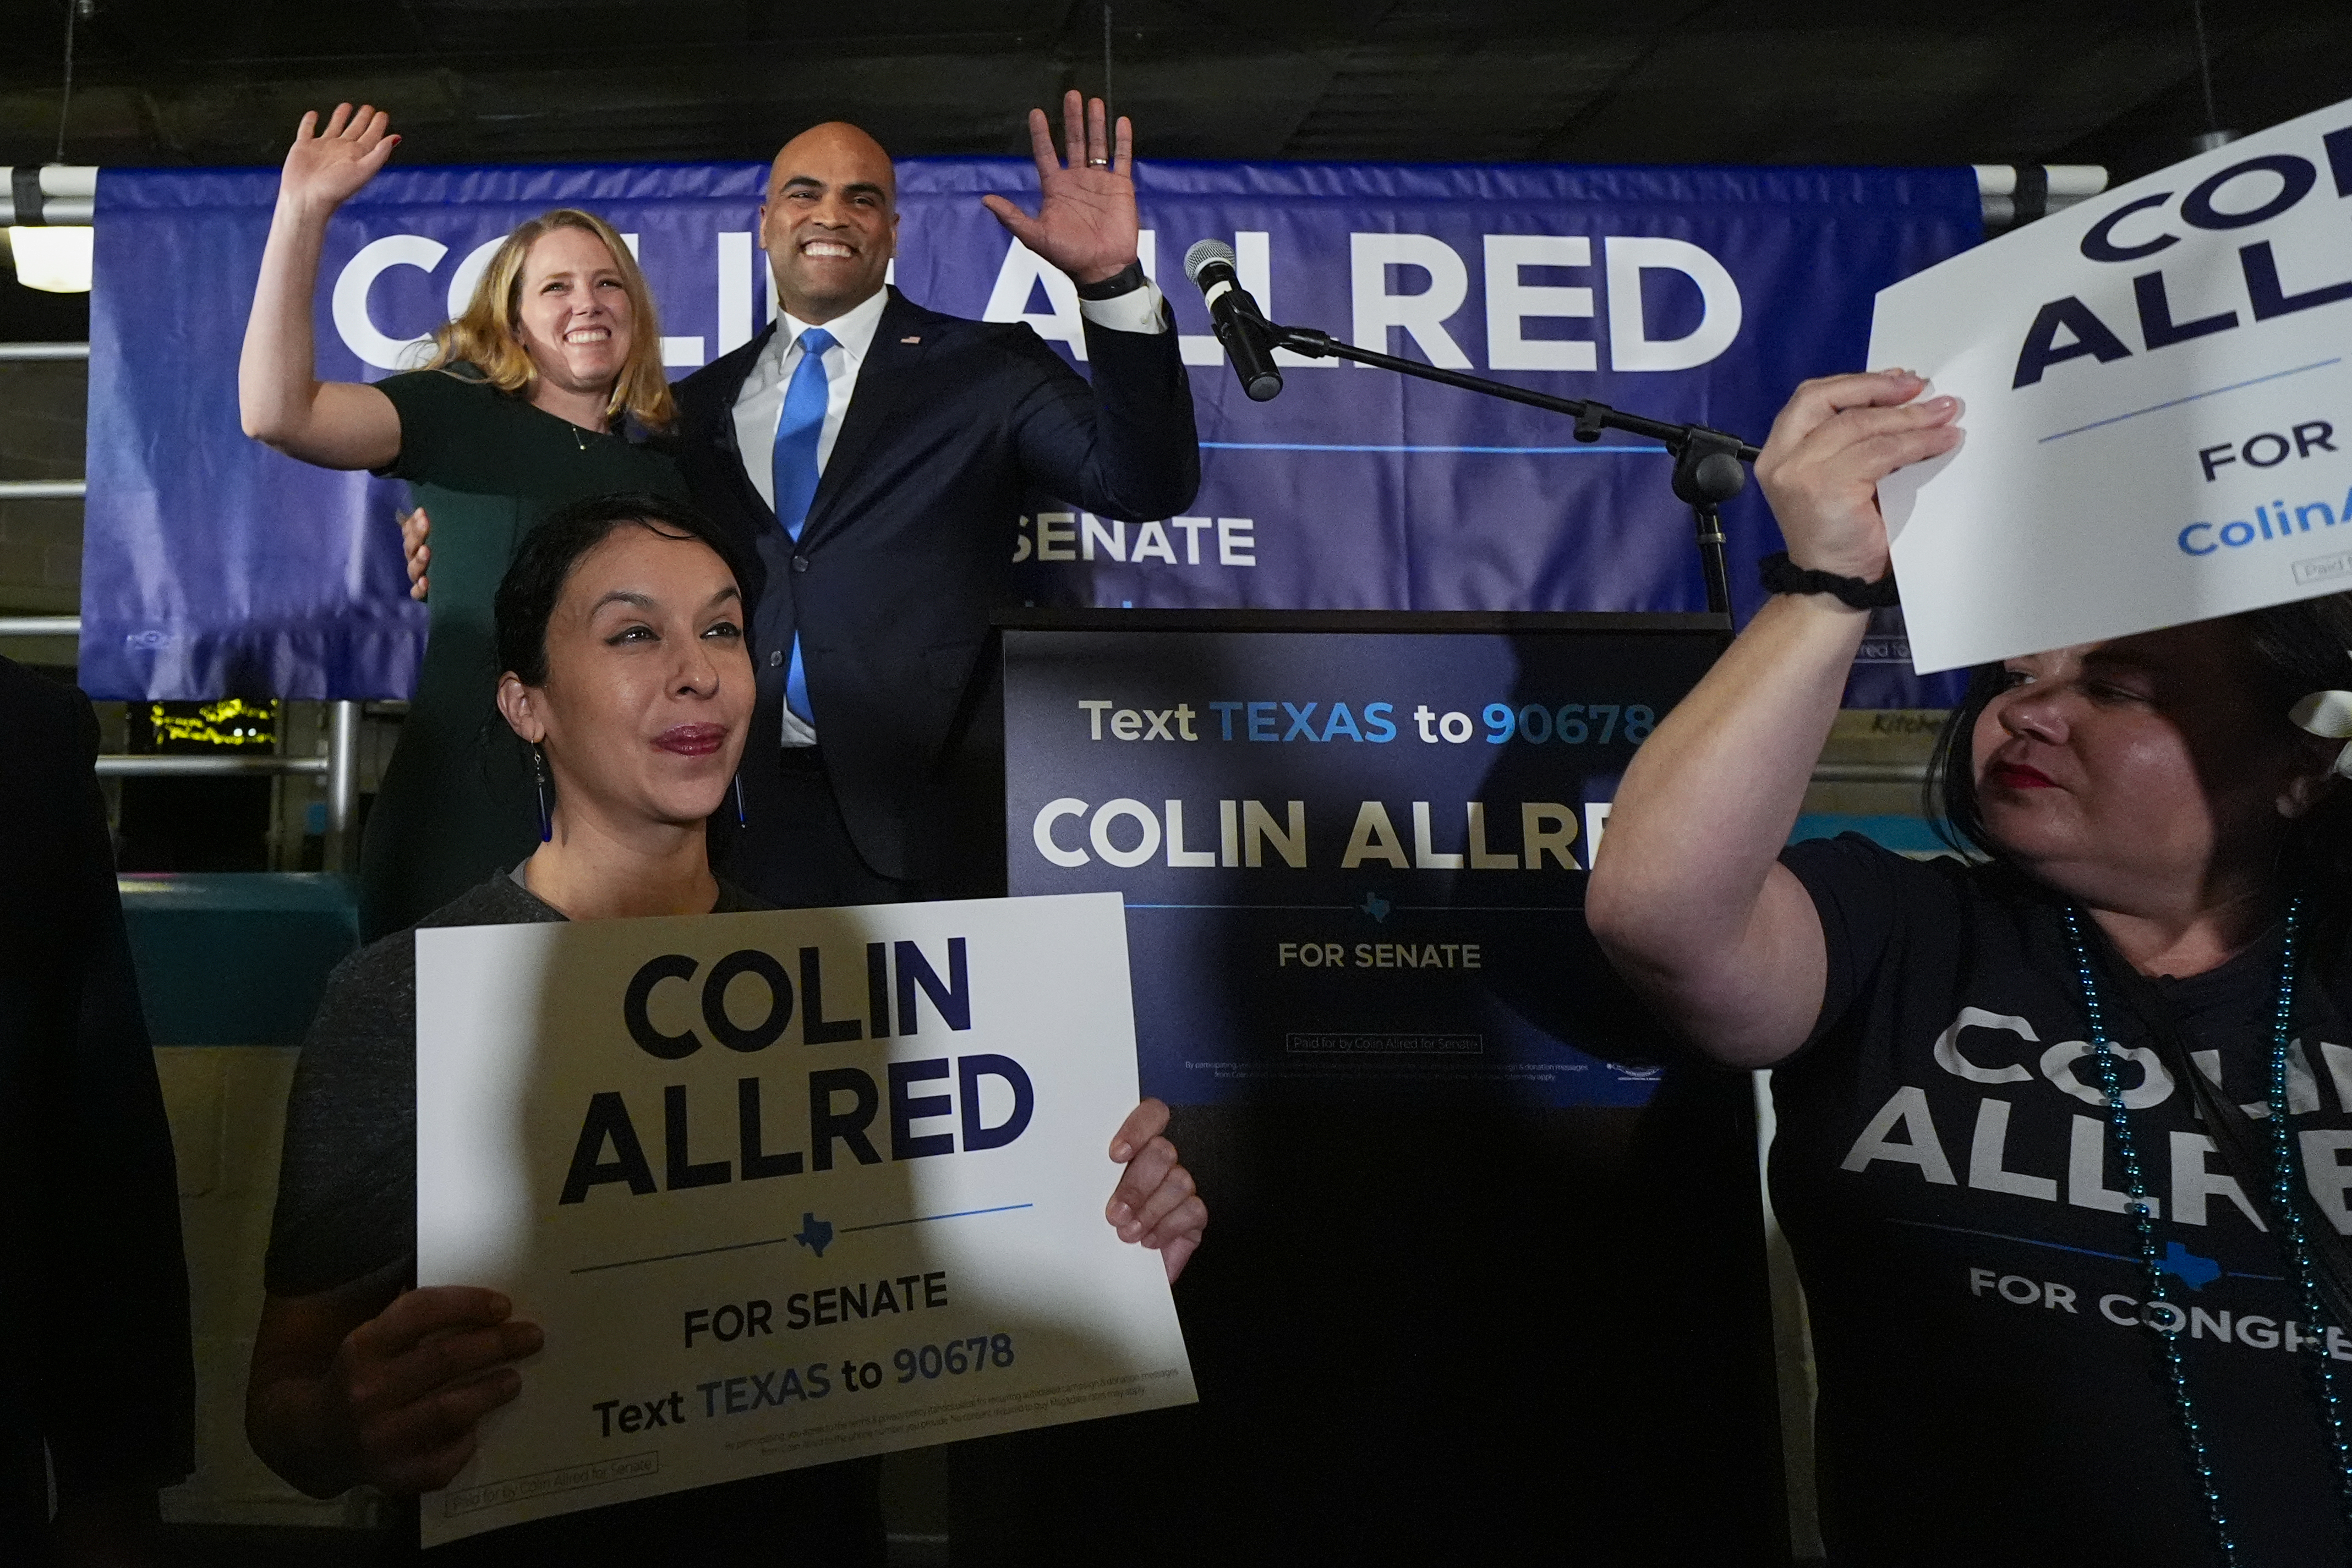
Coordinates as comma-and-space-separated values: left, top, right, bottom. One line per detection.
770, 326, 836, 725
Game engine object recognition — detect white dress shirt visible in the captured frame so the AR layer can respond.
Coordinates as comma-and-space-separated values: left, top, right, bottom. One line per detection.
730, 280, 1169, 512
729, 277, 1168, 747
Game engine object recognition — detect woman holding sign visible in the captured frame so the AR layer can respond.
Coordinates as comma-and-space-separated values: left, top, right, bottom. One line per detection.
1587, 371, 2352, 1564
238, 103, 691, 941
247, 494, 1205, 1562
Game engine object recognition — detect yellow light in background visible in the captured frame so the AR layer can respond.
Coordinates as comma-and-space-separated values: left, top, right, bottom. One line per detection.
150, 698, 279, 749
8, 226, 93, 293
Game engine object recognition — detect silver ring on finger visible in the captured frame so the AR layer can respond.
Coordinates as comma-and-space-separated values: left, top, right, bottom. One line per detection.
1087, 157, 1111, 168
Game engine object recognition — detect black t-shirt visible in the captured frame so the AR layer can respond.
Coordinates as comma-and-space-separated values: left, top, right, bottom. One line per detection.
1775, 834, 2352, 1565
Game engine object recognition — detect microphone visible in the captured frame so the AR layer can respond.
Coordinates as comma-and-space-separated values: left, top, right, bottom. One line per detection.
1183, 239, 1283, 402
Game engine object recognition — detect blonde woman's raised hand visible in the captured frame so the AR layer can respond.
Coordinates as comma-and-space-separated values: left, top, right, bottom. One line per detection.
278, 104, 401, 216
241, 105, 404, 469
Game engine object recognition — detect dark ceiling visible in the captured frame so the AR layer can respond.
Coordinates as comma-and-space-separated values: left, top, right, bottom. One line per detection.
5, 0, 2349, 172
2, 0, 2349, 336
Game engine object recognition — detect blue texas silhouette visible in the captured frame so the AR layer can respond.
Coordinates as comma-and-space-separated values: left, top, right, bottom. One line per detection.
2156, 1241, 2222, 1292
793, 1213, 835, 1258
1359, 891, 1391, 922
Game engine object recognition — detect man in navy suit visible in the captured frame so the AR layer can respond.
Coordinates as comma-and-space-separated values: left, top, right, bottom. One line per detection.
670, 94, 1200, 908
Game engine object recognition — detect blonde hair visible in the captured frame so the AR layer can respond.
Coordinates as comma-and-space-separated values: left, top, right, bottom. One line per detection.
425, 209, 675, 432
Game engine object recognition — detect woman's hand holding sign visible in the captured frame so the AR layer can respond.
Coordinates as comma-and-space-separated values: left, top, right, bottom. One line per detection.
1106, 1098, 1207, 1282
326, 1286, 545, 1493
249, 1276, 543, 1498
1590, 370, 1967, 1068
1752, 369, 1961, 579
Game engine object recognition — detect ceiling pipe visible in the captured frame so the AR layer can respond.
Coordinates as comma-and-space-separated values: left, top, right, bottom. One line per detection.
1974, 163, 2108, 230
0, 164, 96, 226
0, 162, 2105, 255
3, 166, 96, 291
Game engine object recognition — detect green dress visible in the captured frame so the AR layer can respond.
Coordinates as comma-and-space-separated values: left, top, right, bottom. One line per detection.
362, 368, 688, 940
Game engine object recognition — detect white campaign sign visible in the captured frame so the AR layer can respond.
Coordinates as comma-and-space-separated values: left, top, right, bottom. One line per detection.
1868, 97, 2352, 673
413, 893, 1193, 1546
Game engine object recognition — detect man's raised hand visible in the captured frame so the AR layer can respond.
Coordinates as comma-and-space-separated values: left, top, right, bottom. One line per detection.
279, 104, 400, 216
981, 91, 1139, 287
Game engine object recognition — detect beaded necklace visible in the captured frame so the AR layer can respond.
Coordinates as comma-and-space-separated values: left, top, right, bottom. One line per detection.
2063, 898, 2352, 1563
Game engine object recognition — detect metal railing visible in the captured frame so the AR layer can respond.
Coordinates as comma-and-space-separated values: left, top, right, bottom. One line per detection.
97, 752, 328, 777
0, 622, 362, 867
0, 615, 84, 637
1810, 761, 1931, 785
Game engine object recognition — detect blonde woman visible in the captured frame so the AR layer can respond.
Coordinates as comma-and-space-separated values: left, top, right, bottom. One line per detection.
240, 104, 691, 938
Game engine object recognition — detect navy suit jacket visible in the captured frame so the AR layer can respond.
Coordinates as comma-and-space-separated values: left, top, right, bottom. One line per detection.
669, 287, 1200, 889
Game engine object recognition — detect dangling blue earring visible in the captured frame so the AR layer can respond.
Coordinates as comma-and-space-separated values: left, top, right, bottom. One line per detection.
733, 772, 747, 827
533, 745, 554, 843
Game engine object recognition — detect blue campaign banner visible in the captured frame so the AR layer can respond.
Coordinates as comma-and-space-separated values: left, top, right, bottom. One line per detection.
999, 612, 1726, 1108
81, 156, 1978, 703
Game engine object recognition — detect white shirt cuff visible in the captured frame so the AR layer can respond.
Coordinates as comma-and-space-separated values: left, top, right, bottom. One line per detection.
1079, 280, 1168, 335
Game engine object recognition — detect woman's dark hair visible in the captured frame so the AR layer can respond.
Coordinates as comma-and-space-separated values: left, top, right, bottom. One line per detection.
493, 492, 756, 687
1926, 592, 2352, 886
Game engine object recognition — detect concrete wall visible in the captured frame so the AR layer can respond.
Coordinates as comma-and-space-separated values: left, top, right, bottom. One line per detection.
0, 358, 84, 615
152, 1045, 384, 1530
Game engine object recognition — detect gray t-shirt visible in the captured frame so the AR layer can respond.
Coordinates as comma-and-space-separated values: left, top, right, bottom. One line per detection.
265, 870, 766, 1297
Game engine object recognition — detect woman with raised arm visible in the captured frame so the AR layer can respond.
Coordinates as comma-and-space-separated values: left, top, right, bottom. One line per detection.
238, 103, 690, 939
1587, 370, 2352, 1565
247, 494, 1206, 1564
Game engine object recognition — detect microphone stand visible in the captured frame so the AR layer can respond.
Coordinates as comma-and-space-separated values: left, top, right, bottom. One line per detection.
1260, 321, 1762, 618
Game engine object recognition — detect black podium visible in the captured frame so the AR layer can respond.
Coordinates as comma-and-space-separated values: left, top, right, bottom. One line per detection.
950, 609, 1787, 1565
